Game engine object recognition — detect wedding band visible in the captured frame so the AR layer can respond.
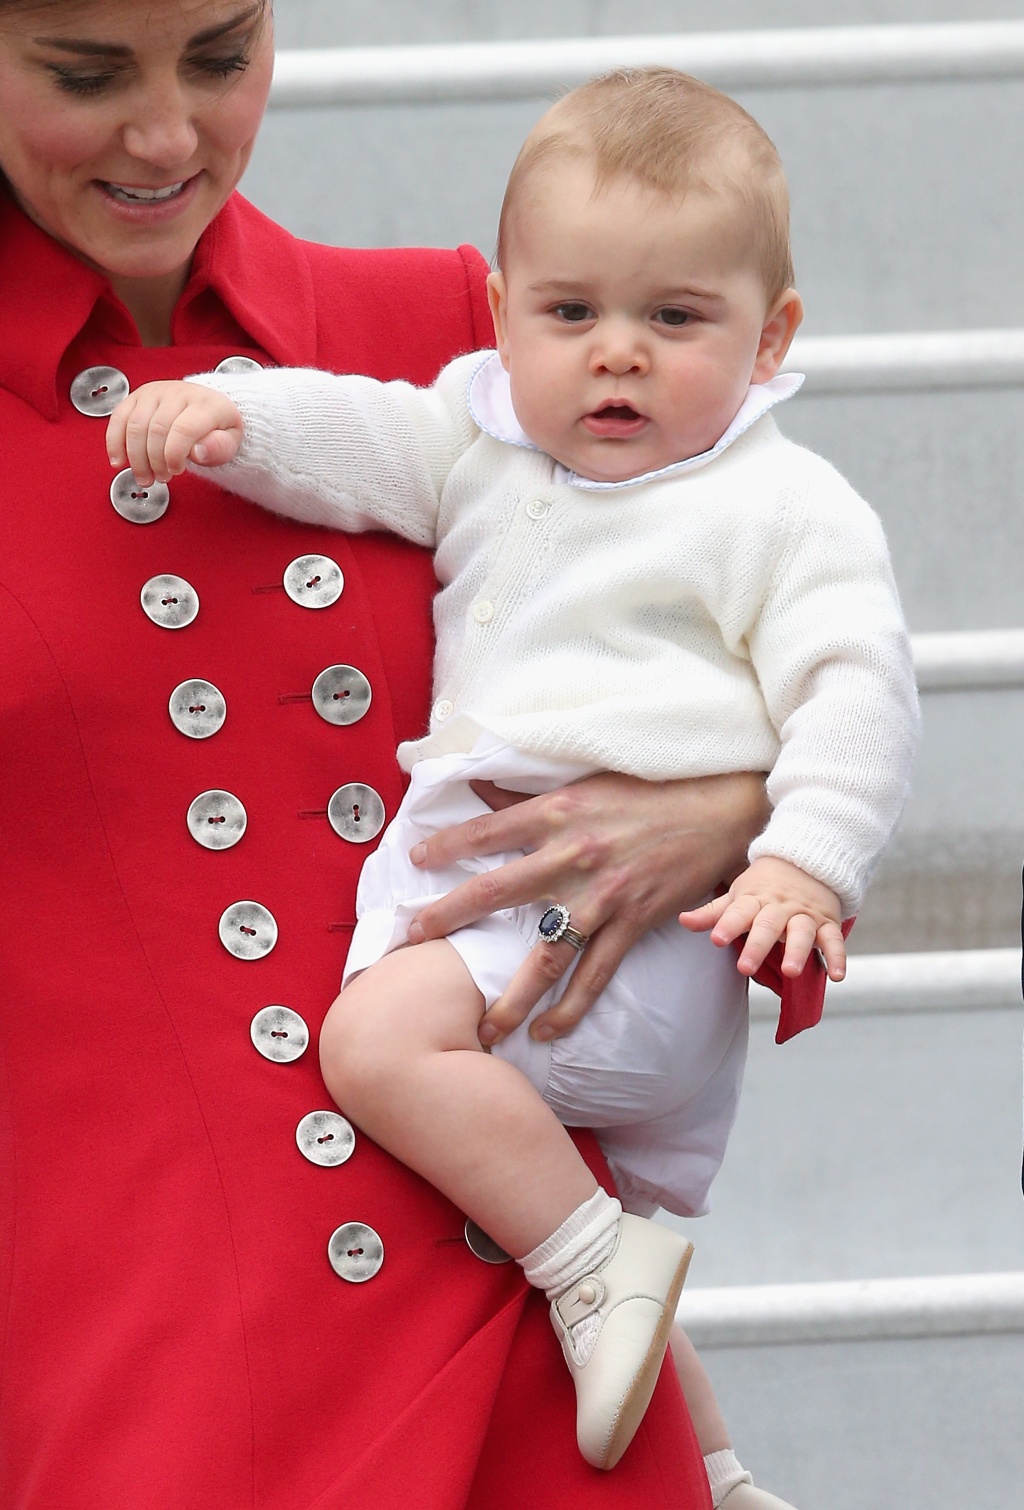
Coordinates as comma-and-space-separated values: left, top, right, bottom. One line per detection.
537, 904, 590, 951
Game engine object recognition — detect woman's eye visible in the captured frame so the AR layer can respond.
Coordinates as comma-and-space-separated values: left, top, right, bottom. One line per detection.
655, 308, 693, 327
193, 51, 251, 80
553, 303, 593, 323
48, 65, 116, 96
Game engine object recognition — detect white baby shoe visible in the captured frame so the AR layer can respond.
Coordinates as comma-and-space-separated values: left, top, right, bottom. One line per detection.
548, 1214, 693, 1470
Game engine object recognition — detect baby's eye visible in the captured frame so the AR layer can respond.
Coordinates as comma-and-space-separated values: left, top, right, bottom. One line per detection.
553, 302, 594, 324
654, 308, 694, 327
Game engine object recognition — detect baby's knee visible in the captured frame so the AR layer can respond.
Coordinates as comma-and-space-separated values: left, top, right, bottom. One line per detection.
319, 988, 393, 1110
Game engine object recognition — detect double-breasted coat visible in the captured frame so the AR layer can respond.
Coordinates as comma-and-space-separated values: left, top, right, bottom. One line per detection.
0, 188, 712, 1508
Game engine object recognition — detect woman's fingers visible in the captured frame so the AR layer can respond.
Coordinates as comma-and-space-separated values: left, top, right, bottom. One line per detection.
506, 917, 636, 1042
408, 847, 571, 945
478, 934, 588, 1044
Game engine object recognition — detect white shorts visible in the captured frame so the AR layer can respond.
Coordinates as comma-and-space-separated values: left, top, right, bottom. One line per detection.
344, 733, 749, 1217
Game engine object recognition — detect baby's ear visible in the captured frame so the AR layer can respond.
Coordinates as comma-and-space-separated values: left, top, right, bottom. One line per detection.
751, 289, 803, 384
486, 270, 512, 369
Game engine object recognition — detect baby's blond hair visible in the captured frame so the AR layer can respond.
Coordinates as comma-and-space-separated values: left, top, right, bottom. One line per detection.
497, 67, 795, 305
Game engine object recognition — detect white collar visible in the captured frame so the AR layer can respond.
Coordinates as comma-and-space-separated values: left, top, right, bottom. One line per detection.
466, 350, 804, 491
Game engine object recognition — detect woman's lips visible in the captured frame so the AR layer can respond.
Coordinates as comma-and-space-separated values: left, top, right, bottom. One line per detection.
582, 404, 648, 439
95, 174, 201, 219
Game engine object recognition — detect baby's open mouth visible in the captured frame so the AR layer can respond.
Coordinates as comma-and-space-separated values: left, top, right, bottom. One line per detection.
592, 404, 641, 420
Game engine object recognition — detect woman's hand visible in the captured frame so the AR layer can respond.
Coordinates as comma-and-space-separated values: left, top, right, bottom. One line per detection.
405, 768, 769, 1045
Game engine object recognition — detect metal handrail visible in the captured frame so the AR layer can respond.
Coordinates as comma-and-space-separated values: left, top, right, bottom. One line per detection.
269, 21, 1024, 108
911, 629, 1024, 691
681, 1270, 1024, 1347
790, 328, 1024, 393
750, 948, 1022, 1021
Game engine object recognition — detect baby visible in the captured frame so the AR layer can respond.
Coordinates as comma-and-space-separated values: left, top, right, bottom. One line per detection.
109, 69, 918, 1499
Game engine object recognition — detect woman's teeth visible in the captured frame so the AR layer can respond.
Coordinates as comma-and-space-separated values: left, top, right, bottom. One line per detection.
105, 181, 186, 203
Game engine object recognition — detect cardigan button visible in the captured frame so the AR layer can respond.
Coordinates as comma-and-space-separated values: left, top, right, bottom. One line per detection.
432, 698, 454, 722
168, 678, 226, 739
525, 498, 550, 520
141, 573, 199, 628
220, 900, 278, 960
70, 364, 129, 416
250, 1004, 308, 1062
283, 553, 344, 609
110, 468, 170, 524
311, 664, 372, 726
327, 783, 385, 843
328, 1222, 384, 1283
215, 355, 263, 375
186, 789, 247, 850
471, 599, 494, 625
296, 1110, 356, 1167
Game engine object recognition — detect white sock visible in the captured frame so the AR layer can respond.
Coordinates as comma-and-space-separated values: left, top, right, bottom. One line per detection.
705, 1448, 754, 1508
518, 1187, 621, 1300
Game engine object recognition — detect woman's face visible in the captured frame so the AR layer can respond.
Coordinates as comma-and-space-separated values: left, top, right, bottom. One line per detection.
0, 0, 273, 283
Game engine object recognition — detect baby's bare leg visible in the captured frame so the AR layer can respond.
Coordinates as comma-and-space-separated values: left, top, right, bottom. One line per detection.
320, 939, 597, 1258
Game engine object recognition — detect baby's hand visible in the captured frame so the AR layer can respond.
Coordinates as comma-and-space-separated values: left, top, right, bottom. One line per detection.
106, 381, 243, 486
679, 856, 846, 981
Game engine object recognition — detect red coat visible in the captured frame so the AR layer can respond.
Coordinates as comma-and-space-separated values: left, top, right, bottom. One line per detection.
0, 190, 710, 1509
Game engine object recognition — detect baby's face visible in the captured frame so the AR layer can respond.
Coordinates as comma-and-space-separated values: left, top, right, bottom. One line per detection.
488, 160, 791, 483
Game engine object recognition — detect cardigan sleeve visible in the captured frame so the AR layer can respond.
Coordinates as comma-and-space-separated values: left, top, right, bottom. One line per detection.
188, 353, 484, 548
744, 462, 920, 915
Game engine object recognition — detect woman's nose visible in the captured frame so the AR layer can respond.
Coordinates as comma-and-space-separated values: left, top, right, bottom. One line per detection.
122, 84, 199, 167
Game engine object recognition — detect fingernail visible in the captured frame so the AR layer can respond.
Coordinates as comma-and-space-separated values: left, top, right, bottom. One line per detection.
407, 921, 424, 944
193, 443, 207, 464
409, 843, 426, 866
530, 1025, 554, 1042
478, 1023, 498, 1045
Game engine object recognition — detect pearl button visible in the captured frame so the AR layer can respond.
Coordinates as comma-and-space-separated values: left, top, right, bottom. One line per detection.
311, 665, 372, 726
70, 365, 129, 417
219, 900, 278, 960
328, 1222, 384, 1283
327, 783, 386, 844
432, 699, 454, 722
525, 498, 550, 520
283, 554, 344, 609
296, 1110, 356, 1167
168, 679, 226, 739
110, 469, 169, 525
215, 355, 263, 375
141, 574, 199, 628
471, 600, 494, 624
186, 789, 247, 850
250, 1005, 309, 1063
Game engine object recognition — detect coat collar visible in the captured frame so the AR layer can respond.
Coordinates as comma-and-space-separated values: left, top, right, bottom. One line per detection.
0, 188, 318, 420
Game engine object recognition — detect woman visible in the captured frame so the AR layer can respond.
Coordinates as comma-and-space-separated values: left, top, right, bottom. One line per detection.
0, 4, 773, 1505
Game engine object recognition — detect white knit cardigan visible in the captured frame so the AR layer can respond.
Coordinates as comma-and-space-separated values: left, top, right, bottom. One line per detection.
193, 352, 919, 914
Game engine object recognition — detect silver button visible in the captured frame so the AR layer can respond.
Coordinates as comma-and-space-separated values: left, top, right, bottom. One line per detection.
328, 784, 385, 843
111, 469, 170, 525
220, 900, 278, 960
283, 554, 344, 610
250, 1004, 308, 1062
186, 789, 247, 850
525, 498, 550, 521
215, 355, 263, 375
328, 1222, 384, 1283
141, 574, 199, 628
471, 600, 494, 624
432, 698, 454, 722
464, 1219, 512, 1264
70, 365, 129, 417
168, 679, 226, 739
311, 665, 372, 726
296, 1110, 356, 1167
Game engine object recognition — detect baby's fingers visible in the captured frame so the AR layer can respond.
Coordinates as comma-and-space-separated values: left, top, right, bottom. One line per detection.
816, 920, 847, 981
677, 894, 730, 933
778, 913, 819, 978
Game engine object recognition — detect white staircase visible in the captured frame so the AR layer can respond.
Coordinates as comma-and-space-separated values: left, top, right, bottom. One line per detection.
247, 11, 1024, 1504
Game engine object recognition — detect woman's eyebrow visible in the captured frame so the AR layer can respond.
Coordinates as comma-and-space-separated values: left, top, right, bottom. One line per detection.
34, 5, 263, 59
